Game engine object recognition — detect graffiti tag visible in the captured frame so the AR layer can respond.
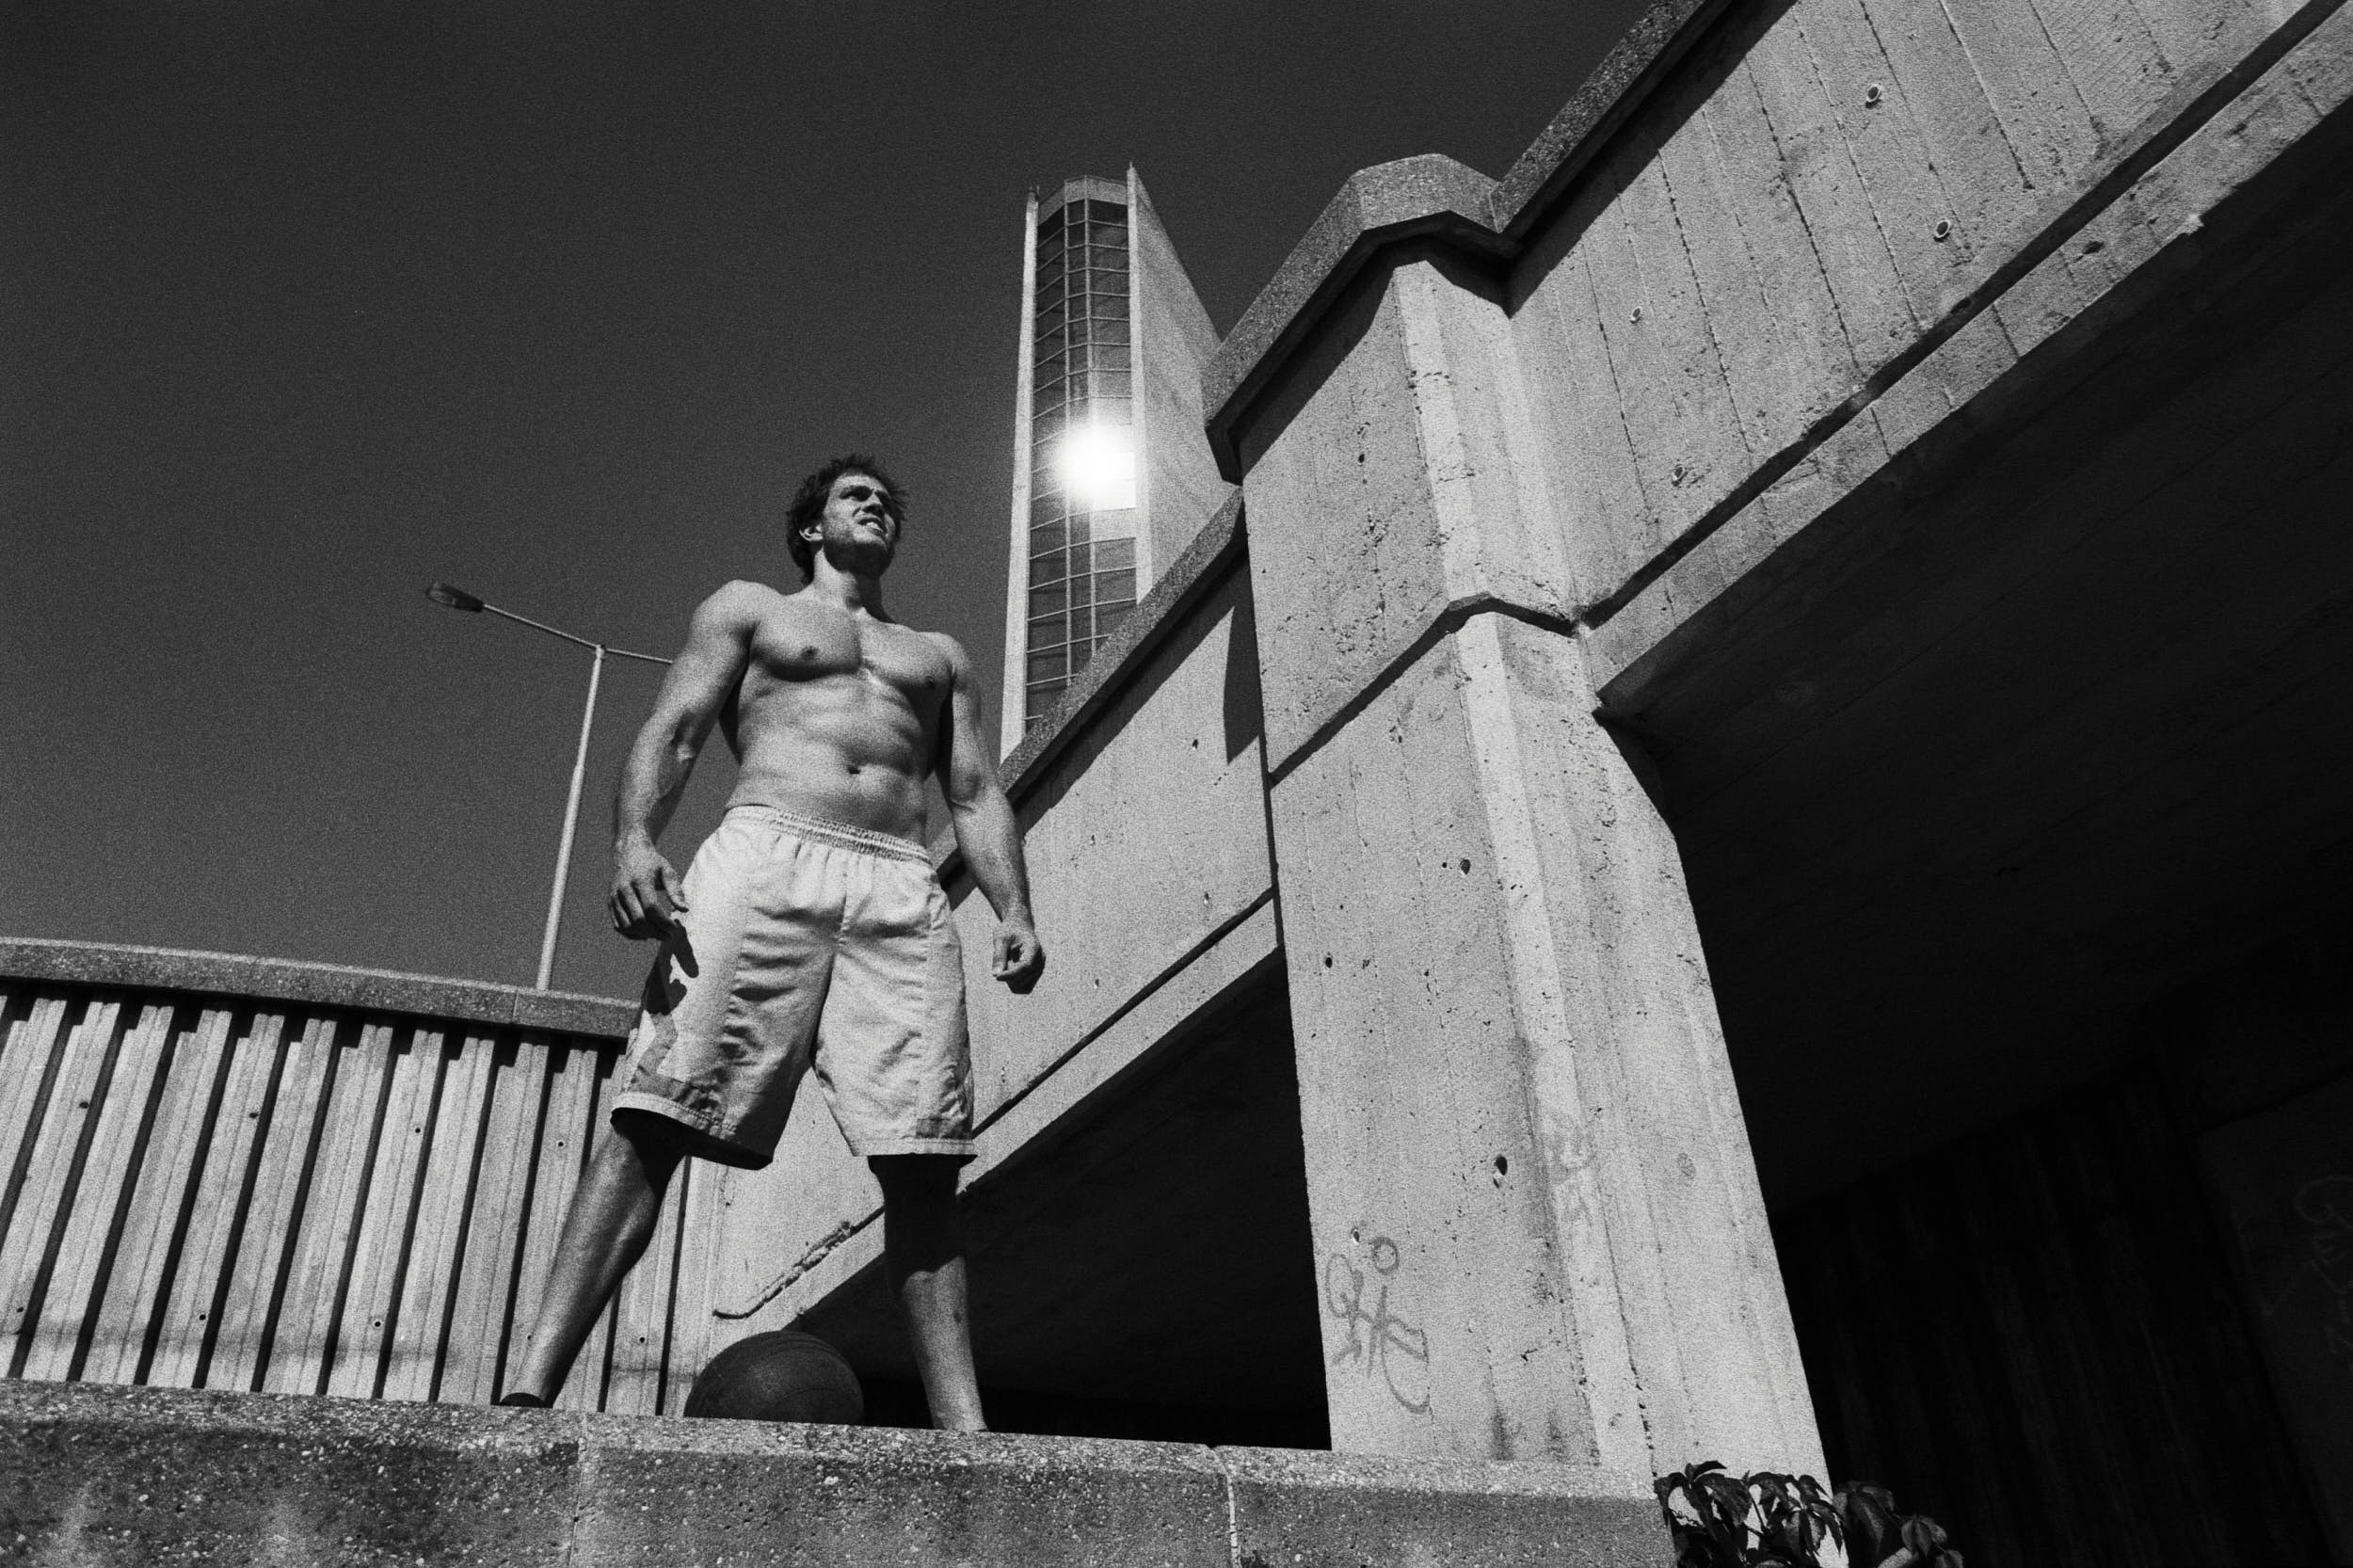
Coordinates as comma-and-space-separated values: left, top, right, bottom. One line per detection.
2292, 1175, 2353, 1374
1324, 1234, 1431, 1414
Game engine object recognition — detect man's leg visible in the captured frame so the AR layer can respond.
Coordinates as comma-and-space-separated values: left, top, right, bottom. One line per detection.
872, 1153, 985, 1431
504, 1111, 690, 1404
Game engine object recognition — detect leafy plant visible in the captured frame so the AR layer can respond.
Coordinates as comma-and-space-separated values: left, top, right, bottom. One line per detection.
1654, 1462, 1963, 1568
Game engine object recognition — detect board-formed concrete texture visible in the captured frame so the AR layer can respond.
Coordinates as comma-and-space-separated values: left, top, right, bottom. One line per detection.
1195, 0, 2353, 1494
1264, 615, 1817, 1476
0, 1381, 1670, 1568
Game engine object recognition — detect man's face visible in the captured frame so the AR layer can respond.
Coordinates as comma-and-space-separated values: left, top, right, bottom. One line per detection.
805, 472, 899, 572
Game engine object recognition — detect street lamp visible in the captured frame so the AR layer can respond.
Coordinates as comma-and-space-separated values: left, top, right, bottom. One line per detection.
426, 583, 672, 991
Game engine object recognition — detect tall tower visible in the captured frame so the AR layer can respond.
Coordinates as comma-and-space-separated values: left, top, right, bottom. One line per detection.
1001, 169, 1229, 748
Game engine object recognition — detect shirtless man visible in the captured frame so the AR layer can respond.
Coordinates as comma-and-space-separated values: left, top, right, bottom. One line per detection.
500, 456, 1043, 1429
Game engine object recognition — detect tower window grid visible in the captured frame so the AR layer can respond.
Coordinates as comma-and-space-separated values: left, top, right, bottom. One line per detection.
1024, 198, 1138, 726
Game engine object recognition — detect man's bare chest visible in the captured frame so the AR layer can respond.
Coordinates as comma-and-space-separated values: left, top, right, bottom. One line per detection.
743, 609, 948, 712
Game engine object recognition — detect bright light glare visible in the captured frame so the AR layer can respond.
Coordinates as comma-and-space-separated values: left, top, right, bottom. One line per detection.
1056, 424, 1137, 511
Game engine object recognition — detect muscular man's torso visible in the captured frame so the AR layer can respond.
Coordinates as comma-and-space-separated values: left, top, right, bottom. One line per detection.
718, 585, 953, 843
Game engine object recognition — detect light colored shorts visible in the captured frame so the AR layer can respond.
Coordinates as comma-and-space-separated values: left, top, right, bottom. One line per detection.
610, 806, 973, 1167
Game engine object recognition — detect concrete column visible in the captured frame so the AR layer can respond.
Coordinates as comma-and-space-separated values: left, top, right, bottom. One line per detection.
1241, 256, 1822, 1479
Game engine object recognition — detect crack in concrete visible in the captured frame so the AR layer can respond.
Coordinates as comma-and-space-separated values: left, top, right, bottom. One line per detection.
713, 1218, 866, 1321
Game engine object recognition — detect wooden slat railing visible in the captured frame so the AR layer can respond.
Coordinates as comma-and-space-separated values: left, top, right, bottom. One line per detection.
0, 938, 713, 1415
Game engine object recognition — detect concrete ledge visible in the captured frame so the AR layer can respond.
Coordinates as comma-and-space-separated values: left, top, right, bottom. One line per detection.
1485, 0, 1737, 237
0, 936, 637, 1040
1223, 1448, 1662, 1568
1201, 157, 1508, 478
1197, 0, 1734, 483
0, 1381, 1673, 1567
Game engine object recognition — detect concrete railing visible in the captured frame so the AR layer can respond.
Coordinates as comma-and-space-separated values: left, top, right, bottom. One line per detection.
0, 938, 721, 1415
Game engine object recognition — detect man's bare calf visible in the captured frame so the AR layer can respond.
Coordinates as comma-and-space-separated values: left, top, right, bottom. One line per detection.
503, 1112, 686, 1406
505, 1122, 986, 1430
874, 1153, 984, 1431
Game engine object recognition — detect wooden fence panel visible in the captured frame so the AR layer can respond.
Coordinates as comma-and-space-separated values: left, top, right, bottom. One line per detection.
149, 1007, 281, 1389
266, 1016, 392, 1396
328, 1026, 447, 1399
0, 996, 126, 1366
606, 1169, 685, 1416
662, 1160, 723, 1416
439, 1033, 551, 1404
81, 1004, 232, 1384
0, 952, 690, 1417
207, 1010, 337, 1391
15, 1000, 178, 1380
515, 1034, 604, 1412
0, 997, 74, 1253
383, 1027, 497, 1402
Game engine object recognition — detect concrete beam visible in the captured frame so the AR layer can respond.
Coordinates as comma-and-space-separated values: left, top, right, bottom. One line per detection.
1241, 257, 1577, 775
1265, 614, 1819, 1477
1238, 248, 1819, 1476
0, 1381, 1671, 1567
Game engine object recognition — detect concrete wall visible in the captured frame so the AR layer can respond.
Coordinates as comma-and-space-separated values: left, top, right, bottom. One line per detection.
1229, 246, 1817, 1471
1130, 172, 1233, 588
1506, 0, 2313, 612
1195, 0, 2351, 1481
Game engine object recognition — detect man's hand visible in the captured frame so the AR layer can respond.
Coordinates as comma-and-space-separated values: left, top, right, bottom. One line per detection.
991, 919, 1046, 994
611, 838, 688, 939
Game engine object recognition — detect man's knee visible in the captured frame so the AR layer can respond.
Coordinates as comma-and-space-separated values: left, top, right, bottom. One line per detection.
871, 1153, 960, 1206
600, 1110, 694, 1180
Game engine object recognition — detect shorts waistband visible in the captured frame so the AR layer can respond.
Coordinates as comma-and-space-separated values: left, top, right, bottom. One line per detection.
725, 805, 933, 865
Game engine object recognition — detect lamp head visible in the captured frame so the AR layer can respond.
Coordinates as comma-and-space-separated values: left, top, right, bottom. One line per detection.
426, 582, 485, 613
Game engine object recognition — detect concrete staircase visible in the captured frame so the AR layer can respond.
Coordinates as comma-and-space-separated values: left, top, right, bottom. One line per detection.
1, 1380, 1669, 1566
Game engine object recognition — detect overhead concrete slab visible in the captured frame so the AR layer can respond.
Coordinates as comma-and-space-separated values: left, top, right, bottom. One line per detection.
1598, 84, 2353, 1204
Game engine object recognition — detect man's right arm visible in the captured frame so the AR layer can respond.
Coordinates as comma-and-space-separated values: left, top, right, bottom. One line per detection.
609, 582, 762, 939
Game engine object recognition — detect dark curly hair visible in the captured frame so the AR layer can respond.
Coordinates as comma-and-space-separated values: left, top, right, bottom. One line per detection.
786, 455, 905, 581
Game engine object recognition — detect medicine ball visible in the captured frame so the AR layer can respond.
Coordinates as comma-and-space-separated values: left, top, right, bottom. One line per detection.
683, 1329, 865, 1426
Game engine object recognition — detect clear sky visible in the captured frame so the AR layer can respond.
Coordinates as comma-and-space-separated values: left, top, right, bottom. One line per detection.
3, 0, 1649, 1000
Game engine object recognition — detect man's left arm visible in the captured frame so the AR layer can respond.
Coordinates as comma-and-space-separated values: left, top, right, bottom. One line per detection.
934, 636, 1046, 992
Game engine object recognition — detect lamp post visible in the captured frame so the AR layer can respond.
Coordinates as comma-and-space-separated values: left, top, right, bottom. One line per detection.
426, 583, 672, 990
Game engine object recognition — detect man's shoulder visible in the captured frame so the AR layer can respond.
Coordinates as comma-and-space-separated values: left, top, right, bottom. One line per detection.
907, 626, 969, 671
706, 577, 793, 609
696, 579, 800, 626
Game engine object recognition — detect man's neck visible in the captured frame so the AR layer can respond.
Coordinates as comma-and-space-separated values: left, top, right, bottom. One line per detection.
803, 559, 889, 619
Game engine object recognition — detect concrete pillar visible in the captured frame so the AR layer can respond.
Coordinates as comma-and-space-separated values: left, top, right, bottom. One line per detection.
1240, 255, 1823, 1479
